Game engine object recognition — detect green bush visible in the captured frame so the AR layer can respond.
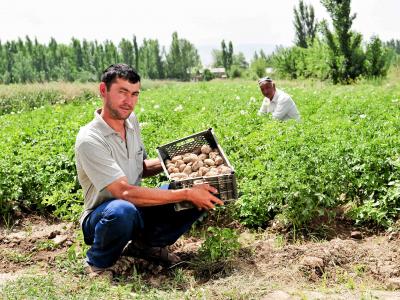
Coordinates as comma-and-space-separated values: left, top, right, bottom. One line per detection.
202, 69, 215, 81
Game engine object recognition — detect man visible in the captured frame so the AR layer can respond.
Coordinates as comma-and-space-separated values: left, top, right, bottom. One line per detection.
257, 77, 300, 121
75, 63, 223, 277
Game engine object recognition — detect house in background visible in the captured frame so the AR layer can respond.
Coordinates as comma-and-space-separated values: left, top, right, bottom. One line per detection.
192, 67, 227, 81
209, 67, 227, 79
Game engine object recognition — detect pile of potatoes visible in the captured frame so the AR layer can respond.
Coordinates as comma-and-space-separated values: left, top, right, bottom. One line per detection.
165, 144, 232, 180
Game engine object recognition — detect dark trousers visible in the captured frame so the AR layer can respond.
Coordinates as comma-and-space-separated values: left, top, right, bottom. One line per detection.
82, 187, 203, 268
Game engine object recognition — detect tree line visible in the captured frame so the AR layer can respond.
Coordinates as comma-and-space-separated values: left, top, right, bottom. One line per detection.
0, 32, 201, 84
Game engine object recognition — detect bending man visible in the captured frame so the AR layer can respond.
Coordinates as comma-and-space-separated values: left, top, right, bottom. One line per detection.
257, 77, 300, 121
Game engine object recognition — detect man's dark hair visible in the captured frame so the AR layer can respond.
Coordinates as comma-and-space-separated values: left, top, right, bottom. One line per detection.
101, 63, 141, 90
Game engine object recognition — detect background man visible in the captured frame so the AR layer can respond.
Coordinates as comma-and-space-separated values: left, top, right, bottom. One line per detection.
257, 77, 300, 121
75, 63, 223, 277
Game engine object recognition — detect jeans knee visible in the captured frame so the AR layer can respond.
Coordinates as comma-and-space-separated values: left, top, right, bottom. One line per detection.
103, 200, 141, 229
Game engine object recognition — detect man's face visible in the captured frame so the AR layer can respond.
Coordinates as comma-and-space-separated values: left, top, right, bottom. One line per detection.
259, 82, 275, 100
100, 78, 140, 120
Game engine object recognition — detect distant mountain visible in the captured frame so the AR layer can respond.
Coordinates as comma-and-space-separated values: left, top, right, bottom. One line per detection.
196, 43, 280, 67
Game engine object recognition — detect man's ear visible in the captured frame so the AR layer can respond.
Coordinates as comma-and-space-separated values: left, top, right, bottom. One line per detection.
99, 82, 107, 97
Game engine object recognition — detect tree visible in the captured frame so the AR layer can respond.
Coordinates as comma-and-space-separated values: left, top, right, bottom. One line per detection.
71, 38, 84, 70
219, 40, 234, 71
365, 36, 391, 78
227, 41, 234, 70
119, 38, 134, 67
320, 0, 365, 83
211, 49, 224, 67
133, 35, 139, 70
221, 40, 228, 70
180, 39, 201, 79
166, 32, 200, 80
294, 0, 318, 48
385, 39, 400, 54
139, 39, 164, 79
166, 32, 183, 79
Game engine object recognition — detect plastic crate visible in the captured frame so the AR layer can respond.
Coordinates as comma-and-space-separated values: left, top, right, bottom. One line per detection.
157, 128, 238, 210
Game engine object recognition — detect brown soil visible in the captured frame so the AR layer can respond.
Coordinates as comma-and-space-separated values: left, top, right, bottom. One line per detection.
2, 214, 400, 298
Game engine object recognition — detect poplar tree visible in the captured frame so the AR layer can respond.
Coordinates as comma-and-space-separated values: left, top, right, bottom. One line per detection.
320, 0, 365, 83
293, 0, 317, 48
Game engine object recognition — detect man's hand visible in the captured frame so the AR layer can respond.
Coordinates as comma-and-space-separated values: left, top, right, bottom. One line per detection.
186, 184, 224, 210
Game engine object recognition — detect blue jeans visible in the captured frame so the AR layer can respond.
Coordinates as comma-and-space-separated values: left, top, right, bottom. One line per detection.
82, 186, 203, 268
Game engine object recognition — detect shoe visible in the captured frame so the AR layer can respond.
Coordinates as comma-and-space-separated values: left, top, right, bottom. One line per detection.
84, 261, 113, 281
122, 241, 181, 266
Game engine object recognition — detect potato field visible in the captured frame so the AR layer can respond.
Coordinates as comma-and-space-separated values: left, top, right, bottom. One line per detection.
1, 78, 399, 228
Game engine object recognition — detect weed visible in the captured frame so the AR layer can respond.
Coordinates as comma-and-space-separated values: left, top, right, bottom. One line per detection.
1, 249, 32, 264
274, 234, 286, 248
193, 226, 241, 280
354, 264, 367, 276
36, 240, 57, 251
170, 268, 192, 290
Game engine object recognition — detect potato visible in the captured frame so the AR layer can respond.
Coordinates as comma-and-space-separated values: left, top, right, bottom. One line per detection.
165, 159, 172, 164
170, 172, 188, 180
189, 172, 199, 178
205, 170, 218, 177
209, 167, 218, 173
201, 144, 212, 154
178, 163, 187, 172
198, 166, 209, 176
183, 153, 198, 164
192, 160, 203, 171
168, 166, 176, 173
192, 147, 202, 155
172, 167, 179, 173
214, 156, 224, 166
166, 162, 175, 169
183, 154, 197, 163
218, 166, 232, 174
182, 156, 190, 164
198, 153, 208, 161
171, 155, 183, 163
183, 165, 192, 174
204, 159, 215, 166
175, 159, 185, 167
209, 151, 218, 160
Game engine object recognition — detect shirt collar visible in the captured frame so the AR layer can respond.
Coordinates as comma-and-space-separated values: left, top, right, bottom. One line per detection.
92, 109, 135, 136
271, 89, 280, 102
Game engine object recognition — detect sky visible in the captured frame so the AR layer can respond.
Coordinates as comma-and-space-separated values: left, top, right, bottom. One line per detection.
1, 0, 399, 65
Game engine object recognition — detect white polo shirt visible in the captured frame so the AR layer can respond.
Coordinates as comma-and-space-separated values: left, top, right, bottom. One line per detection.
258, 89, 300, 121
75, 109, 147, 225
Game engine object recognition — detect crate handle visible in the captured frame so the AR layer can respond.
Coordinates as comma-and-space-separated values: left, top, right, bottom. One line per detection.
174, 137, 196, 148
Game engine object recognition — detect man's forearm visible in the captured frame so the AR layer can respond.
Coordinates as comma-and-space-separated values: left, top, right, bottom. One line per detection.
107, 176, 222, 210
123, 185, 189, 206
142, 158, 163, 177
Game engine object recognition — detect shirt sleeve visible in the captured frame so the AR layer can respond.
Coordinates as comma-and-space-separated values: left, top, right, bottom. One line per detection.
258, 98, 270, 116
272, 95, 293, 120
76, 140, 125, 192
